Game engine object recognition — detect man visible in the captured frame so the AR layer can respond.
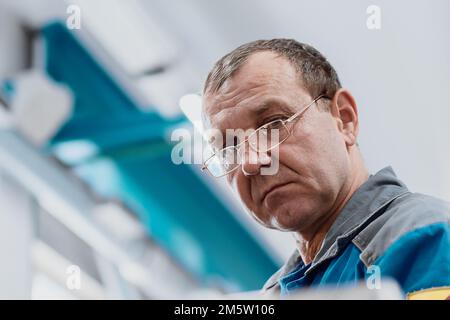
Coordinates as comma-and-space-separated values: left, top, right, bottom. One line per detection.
200, 39, 450, 299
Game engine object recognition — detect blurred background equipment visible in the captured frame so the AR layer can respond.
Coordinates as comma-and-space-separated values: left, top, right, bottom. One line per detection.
0, 0, 282, 299
7, 69, 72, 146
0, 0, 449, 299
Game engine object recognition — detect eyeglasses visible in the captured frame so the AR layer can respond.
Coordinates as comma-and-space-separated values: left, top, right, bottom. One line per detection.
201, 95, 326, 178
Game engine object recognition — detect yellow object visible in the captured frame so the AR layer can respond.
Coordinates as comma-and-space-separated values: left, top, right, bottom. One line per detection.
407, 287, 450, 300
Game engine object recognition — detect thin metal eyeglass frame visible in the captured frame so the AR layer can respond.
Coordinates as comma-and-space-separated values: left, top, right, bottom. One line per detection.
201, 94, 326, 178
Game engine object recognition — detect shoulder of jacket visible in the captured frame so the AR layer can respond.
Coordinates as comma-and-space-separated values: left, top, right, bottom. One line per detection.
352, 192, 450, 266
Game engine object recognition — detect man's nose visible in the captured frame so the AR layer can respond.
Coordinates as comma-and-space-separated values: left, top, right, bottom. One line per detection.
241, 146, 272, 176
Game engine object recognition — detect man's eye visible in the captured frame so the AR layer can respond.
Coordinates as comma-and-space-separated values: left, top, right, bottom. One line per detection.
263, 115, 287, 124
262, 116, 286, 128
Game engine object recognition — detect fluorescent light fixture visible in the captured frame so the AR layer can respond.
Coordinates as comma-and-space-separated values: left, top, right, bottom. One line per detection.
52, 140, 99, 165
179, 93, 204, 134
137, 72, 189, 119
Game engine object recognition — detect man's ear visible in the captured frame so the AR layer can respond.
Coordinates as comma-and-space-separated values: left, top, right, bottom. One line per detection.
329, 89, 359, 146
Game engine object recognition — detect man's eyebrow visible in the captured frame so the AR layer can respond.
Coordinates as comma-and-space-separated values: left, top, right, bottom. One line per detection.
208, 99, 294, 149
251, 99, 294, 118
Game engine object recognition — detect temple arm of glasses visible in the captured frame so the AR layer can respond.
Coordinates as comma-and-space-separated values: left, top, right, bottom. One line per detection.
285, 94, 326, 123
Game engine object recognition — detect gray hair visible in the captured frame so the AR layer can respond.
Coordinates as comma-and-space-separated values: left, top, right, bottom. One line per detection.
203, 39, 341, 102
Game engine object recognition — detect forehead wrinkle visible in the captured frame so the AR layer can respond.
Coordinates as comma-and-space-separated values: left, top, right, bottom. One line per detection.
205, 83, 274, 129
203, 56, 299, 131
208, 95, 296, 141
211, 81, 272, 112
209, 92, 271, 132
252, 97, 295, 117
210, 108, 235, 133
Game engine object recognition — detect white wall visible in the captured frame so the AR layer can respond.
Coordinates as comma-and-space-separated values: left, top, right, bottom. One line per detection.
0, 6, 26, 79
0, 175, 33, 299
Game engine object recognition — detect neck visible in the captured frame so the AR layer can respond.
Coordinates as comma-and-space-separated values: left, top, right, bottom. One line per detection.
294, 156, 369, 264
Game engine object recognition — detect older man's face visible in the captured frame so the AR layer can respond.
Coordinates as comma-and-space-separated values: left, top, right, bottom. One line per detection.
203, 52, 352, 232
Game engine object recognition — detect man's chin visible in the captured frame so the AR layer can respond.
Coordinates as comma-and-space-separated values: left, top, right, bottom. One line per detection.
264, 209, 315, 232
247, 205, 313, 231
266, 217, 293, 231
